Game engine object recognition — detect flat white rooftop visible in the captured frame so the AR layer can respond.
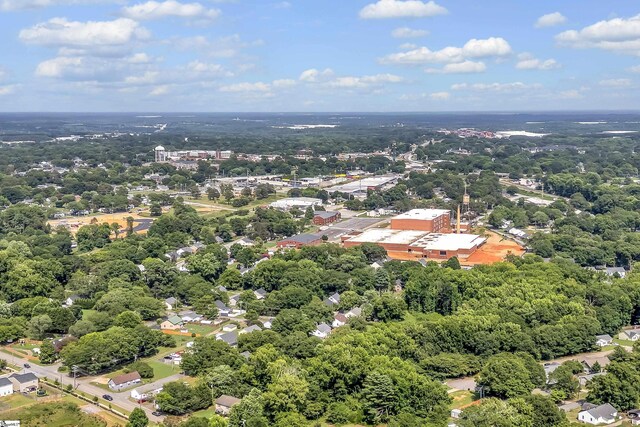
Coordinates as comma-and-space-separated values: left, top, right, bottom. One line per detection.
348, 229, 427, 245
328, 175, 398, 193
346, 229, 485, 251
393, 209, 450, 221
411, 233, 486, 251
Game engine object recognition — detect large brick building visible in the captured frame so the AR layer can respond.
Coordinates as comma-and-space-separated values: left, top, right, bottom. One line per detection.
313, 211, 341, 226
390, 209, 451, 233
343, 209, 485, 261
277, 233, 323, 249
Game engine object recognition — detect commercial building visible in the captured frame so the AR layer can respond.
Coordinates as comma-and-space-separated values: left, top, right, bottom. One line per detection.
343, 229, 485, 260
390, 209, 451, 233
269, 197, 323, 211
327, 175, 399, 198
313, 211, 341, 225
277, 233, 323, 249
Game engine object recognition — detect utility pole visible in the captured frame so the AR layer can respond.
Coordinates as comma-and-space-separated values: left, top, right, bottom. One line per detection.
72, 365, 78, 389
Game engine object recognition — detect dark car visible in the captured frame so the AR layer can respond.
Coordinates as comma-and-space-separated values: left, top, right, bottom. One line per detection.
102, 394, 113, 401
23, 363, 30, 368
152, 411, 163, 417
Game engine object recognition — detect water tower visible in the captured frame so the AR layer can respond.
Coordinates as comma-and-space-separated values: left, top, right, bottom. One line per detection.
154, 145, 166, 162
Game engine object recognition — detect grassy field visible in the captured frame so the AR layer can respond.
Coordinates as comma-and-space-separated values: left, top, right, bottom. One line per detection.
449, 390, 475, 409
185, 323, 217, 336
613, 338, 636, 347
0, 400, 106, 427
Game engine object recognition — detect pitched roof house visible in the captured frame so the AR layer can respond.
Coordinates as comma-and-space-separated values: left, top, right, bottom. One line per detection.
215, 395, 242, 415
577, 403, 618, 425
311, 323, 332, 339
108, 371, 142, 391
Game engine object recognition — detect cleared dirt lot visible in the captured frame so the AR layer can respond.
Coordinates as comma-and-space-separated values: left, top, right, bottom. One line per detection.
49, 212, 153, 236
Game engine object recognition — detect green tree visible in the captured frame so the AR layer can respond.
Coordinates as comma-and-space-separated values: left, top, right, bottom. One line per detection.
127, 408, 149, 427
478, 354, 536, 399
362, 371, 397, 424
39, 339, 57, 364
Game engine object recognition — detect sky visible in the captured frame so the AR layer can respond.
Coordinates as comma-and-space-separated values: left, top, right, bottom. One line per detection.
0, 0, 640, 112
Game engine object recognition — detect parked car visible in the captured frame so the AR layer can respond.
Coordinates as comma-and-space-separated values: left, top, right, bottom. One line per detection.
152, 411, 163, 417
23, 363, 30, 368
102, 394, 113, 401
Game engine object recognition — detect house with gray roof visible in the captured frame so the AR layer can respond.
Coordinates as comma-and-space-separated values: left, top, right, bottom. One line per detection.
311, 323, 332, 339
216, 330, 238, 347
8, 372, 38, 392
620, 328, 640, 341
578, 403, 618, 425
0, 377, 13, 396
595, 334, 613, 347
240, 325, 262, 334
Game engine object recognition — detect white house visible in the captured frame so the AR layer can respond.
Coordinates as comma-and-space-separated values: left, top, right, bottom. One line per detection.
131, 385, 163, 402
311, 323, 332, 339
595, 334, 613, 347
0, 378, 13, 397
332, 313, 348, 328
620, 329, 640, 341
164, 297, 178, 310
577, 403, 618, 425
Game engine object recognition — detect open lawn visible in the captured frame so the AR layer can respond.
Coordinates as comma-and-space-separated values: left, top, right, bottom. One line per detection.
613, 338, 636, 347
0, 393, 36, 411
185, 323, 217, 336
449, 390, 475, 409
0, 401, 106, 427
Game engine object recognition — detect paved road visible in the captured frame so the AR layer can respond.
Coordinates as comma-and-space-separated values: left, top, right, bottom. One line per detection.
6, 352, 184, 423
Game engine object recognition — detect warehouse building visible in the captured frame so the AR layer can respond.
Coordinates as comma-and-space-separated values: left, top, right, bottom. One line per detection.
390, 209, 451, 233
343, 229, 485, 260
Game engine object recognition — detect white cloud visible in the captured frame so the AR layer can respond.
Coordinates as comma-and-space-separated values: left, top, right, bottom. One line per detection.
426, 60, 486, 74
220, 82, 272, 93
515, 53, 560, 70
0, 0, 117, 11
19, 18, 149, 51
535, 12, 567, 28
0, 84, 18, 96
122, 1, 220, 22
359, 0, 447, 19
299, 68, 334, 82
168, 34, 263, 58
380, 37, 512, 65
272, 79, 296, 88
429, 91, 450, 100
452, 82, 542, 93
599, 78, 632, 87
0, 67, 6, 81
629, 65, 640, 73
150, 85, 170, 96
391, 27, 429, 38
556, 14, 640, 55
327, 73, 403, 89
186, 60, 232, 77
127, 53, 154, 64
399, 43, 417, 50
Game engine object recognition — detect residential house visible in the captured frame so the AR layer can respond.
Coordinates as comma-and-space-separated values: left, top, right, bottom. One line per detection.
579, 373, 605, 387
160, 315, 184, 330
629, 409, 640, 426
215, 395, 242, 415
577, 403, 618, 425
277, 233, 323, 249
606, 267, 627, 278
451, 409, 462, 419
217, 285, 227, 292
131, 385, 163, 402
240, 325, 262, 334
64, 295, 80, 307
179, 311, 201, 323
215, 300, 231, 317
313, 211, 341, 226
8, 373, 38, 392
543, 362, 561, 384
619, 329, 640, 341
254, 288, 268, 300
263, 319, 273, 329
581, 356, 610, 373
345, 307, 362, 318
222, 324, 238, 332
240, 351, 251, 359
311, 323, 332, 339
237, 237, 255, 247
216, 330, 238, 347
324, 292, 341, 307
595, 334, 613, 347
228, 294, 241, 307
108, 372, 142, 391
164, 297, 178, 311
0, 378, 13, 396
332, 313, 348, 328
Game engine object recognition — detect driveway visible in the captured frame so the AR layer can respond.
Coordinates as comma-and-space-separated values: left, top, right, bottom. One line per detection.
5, 352, 183, 423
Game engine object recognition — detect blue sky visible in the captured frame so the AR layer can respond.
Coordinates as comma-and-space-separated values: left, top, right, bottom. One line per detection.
0, 0, 640, 112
